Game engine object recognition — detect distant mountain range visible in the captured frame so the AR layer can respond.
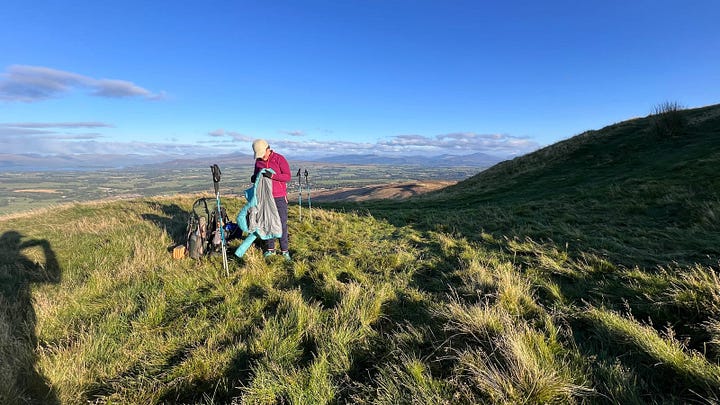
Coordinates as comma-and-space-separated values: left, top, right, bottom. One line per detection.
0, 151, 504, 171
0, 153, 174, 171
314, 152, 503, 167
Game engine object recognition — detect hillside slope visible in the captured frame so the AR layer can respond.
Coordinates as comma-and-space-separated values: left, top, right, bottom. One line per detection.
347, 103, 720, 267
445, 103, 719, 204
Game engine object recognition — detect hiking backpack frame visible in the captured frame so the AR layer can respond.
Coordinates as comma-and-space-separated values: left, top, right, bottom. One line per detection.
186, 197, 229, 259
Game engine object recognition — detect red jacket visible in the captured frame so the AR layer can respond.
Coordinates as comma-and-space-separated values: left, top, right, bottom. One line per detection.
252, 151, 291, 198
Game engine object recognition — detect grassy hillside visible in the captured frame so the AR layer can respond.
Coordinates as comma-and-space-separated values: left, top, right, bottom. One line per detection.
351, 103, 720, 267
1, 104, 719, 404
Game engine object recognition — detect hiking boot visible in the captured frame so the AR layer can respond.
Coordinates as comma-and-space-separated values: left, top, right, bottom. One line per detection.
281, 251, 292, 262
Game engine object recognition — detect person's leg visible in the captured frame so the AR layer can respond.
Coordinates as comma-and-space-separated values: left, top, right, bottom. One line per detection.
265, 226, 275, 255
265, 238, 275, 252
275, 197, 289, 252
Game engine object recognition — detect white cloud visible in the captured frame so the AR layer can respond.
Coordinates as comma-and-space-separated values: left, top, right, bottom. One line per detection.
1, 122, 243, 158
281, 130, 305, 137
91, 79, 155, 98
0, 122, 205, 156
51, 133, 105, 140
377, 132, 539, 156
2, 121, 113, 128
1, 120, 540, 161
275, 139, 376, 155
206, 129, 253, 142
224, 131, 539, 158
0, 65, 164, 102
0, 122, 113, 140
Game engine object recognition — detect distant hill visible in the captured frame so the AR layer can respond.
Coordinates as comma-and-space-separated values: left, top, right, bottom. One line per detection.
0, 153, 172, 171
301, 180, 456, 202
142, 152, 256, 168
151, 151, 503, 170
0, 150, 503, 171
0, 152, 259, 172
315, 152, 503, 167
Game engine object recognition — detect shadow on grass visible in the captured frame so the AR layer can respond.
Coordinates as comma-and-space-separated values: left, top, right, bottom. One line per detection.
160, 286, 289, 403
141, 203, 188, 247
0, 231, 61, 404
157, 347, 260, 404
320, 193, 719, 269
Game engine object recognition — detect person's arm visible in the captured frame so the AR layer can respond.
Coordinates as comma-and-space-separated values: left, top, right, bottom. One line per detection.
272, 155, 292, 183
19, 239, 60, 282
250, 162, 261, 183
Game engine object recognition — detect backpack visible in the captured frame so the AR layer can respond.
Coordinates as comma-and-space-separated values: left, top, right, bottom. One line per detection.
185, 197, 230, 259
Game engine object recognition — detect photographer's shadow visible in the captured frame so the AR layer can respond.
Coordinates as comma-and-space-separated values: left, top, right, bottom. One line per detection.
0, 230, 61, 404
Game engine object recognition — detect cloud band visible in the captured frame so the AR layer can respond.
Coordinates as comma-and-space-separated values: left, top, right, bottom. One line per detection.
0, 65, 163, 102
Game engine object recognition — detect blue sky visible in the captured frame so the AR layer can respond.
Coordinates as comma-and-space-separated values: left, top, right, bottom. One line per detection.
1, 0, 718, 161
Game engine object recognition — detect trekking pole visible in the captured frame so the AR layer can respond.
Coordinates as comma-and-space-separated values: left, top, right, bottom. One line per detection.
296, 168, 303, 221
211, 164, 229, 277
304, 169, 311, 220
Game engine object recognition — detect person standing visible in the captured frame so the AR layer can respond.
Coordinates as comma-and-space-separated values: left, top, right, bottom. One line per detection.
250, 139, 292, 261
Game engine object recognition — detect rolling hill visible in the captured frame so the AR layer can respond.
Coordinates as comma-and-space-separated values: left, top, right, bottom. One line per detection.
1, 103, 719, 404
348, 103, 720, 267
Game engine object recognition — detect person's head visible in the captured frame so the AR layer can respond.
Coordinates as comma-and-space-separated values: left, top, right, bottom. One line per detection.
252, 139, 271, 160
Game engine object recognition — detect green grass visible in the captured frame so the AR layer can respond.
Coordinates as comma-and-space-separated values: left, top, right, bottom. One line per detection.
338, 103, 720, 268
2, 103, 720, 403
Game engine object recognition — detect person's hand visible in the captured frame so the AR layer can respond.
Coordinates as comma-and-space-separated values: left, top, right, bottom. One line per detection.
262, 171, 273, 179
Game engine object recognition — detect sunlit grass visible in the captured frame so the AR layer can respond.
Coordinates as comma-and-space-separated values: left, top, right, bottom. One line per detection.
1, 192, 719, 403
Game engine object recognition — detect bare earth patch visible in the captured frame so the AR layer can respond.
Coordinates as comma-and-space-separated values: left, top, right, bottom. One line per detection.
292, 180, 456, 202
